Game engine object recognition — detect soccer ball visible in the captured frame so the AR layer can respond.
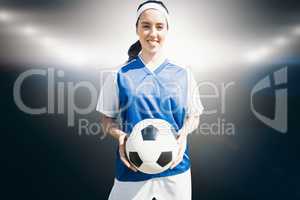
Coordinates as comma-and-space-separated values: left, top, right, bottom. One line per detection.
125, 118, 179, 174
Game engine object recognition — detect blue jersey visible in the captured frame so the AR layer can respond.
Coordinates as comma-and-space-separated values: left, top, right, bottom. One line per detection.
116, 56, 190, 182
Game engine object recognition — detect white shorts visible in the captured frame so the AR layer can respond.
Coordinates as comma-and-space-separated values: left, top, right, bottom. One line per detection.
108, 169, 191, 200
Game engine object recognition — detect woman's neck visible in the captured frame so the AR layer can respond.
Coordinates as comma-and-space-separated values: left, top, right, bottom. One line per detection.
140, 49, 165, 65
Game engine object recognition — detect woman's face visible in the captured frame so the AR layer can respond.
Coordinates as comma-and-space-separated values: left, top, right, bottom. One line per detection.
136, 9, 168, 55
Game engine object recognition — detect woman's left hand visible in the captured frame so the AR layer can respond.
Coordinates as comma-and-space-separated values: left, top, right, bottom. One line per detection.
170, 132, 187, 169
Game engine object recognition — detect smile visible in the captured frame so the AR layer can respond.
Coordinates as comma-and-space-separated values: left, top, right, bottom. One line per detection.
147, 40, 159, 45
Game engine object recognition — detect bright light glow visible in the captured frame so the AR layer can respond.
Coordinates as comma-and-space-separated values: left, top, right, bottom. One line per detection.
39, 36, 58, 47
20, 25, 39, 36
292, 26, 300, 36
58, 48, 90, 66
273, 36, 289, 46
2, 5, 298, 69
0, 10, 13, 22
41, 40, 91, 66
244, 46, 273, 63
165, 29, 240, 71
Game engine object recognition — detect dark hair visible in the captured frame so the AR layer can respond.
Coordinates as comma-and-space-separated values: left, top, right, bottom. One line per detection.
127, 0, 169, 62
128, 40, 142, 62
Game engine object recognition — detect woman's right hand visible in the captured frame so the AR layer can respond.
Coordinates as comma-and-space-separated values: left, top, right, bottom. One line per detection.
118, 133, 138, 172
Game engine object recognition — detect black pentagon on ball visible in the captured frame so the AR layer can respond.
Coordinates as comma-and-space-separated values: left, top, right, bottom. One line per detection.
141, 125, 158, 141
129, 152, 143, 168
156, 151, 172, 167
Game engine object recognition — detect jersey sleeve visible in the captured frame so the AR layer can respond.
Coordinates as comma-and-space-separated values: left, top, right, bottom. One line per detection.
186, 68, 204, 117
96, 71, 119, 118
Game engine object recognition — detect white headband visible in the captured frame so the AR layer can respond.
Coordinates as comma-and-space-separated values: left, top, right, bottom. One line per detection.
136, 2, 169, 25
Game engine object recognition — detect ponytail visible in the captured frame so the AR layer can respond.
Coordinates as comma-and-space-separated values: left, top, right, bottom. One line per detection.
127, 40, 142, 62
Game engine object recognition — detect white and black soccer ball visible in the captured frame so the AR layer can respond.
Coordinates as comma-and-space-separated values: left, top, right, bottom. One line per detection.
125, 118, 179, 174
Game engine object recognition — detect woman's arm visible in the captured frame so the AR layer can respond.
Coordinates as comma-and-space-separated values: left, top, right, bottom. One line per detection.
170, 114, 200, 169
178, 114, 200, 138
100, 114, 125, 140
100, 114, 137, 172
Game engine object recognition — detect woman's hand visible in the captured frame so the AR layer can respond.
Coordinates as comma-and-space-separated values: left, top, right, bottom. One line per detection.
100, 114, 137, 172
170, 132, 187, 169
118, 133, 138, 172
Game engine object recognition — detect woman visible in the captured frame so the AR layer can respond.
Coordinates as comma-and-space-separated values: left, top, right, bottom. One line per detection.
97, 1, 203, 199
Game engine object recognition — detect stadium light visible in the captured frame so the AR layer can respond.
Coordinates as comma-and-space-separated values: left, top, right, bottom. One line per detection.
0, 10, 13, 22
39, 36, 58, 47
244, 46, 273, 63
20, 25, 39, 36
272, 36, 289, 47
292, 26, 300, 36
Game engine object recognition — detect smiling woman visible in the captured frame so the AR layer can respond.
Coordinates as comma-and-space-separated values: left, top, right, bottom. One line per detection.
96, 1, 204, 200
136, 9, 168, 57
128, 1, 169, 63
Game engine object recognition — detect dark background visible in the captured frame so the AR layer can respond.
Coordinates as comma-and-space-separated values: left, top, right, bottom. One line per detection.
2, 62, 300, 200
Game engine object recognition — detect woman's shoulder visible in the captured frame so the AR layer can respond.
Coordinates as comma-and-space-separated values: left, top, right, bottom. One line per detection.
116, 58, 141, 73
167, 58, 192, 72
99, 62, 128, 82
